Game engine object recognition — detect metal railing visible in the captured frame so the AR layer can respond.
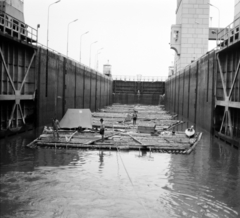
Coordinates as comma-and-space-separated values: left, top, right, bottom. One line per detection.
112, 75, 167, 82
0, 11, 37, 43
217, 16, 240, 50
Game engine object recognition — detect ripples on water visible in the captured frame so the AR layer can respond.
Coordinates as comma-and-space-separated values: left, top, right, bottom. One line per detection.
0, 128, 239, 218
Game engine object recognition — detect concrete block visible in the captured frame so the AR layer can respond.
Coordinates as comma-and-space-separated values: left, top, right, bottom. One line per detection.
188, 8, 196, 14
182, 18, 189, 24
203, 8, 209, 15
187, 38, 194, 43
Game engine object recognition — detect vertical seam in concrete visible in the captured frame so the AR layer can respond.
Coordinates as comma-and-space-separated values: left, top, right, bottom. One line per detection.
238, 51, 240, 103
178, 74, 180, 115
36, 47, 41, 128
74, 63, 76, 108
194, 61, 199, 126
182, 69, 185, 116
23, 46, 26, 94
207, 54, 209, 102
95, 72, 97, 111
62, 58, 66, 117
46, 49, 48, 97
187, 65, 191, 118
99, 76, 101, 108
82, 67, 85, 108
56, 52, 60, 118
89, 71, 92, 110
174, 75, 177, 113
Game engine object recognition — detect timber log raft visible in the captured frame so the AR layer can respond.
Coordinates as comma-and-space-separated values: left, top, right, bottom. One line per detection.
27, 104, 202, 154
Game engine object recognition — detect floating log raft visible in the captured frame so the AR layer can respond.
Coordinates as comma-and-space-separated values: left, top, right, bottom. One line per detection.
27, 104, 202, 154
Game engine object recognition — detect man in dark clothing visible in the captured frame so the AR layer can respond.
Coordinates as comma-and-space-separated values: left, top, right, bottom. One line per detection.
100, 118, 105, 142
132, 110, 137, 125
52, 118, 60, 138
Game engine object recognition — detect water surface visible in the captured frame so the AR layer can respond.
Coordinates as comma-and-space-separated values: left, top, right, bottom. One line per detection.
0, 126, 239, 218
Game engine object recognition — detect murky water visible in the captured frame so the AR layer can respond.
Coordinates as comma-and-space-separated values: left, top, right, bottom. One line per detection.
0, 125, 239, 218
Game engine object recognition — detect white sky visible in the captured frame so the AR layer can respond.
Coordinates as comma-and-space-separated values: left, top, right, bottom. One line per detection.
24, 0, 235, 77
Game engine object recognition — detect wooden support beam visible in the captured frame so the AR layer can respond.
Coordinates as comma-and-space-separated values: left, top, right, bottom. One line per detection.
229, 58, 240, 99
227, 109, 233, 137
219, 110, 226, 134
216, 54, 227, 99
0, 46, 16, 92
216, 100, 240, 108
7, 103, 17, 129
0, 94, 35, 101
19, 50, 36, 92
18, 104, 26, 125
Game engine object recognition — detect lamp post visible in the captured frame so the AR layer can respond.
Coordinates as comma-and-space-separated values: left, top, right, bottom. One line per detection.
67, 19, 78, 57
79, 31, 89, 63
95, 47, 103, 70
89, 41, 97, 68
209, 3, 220, 47
47, 0, 61, 49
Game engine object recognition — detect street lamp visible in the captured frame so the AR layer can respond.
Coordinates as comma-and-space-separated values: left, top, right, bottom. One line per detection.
67, 19, 78, 57
209, 3, 220, 47
89, 41, 97, 68
95, 47, 103, 70
47, 0, 61, 49
79, 31, 89, 63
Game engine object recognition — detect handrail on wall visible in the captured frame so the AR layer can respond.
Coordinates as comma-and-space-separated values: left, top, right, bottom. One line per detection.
217, 16, 240, 50
0, 10, 37, 43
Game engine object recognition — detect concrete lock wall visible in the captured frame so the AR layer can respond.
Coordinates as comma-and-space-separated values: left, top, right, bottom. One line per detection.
165, 50, 216, 132
36, 47, 112, 128
112, 81, 165, 105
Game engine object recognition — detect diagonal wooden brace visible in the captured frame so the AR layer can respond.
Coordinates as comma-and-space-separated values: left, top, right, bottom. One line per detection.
228, 58, 240, 100
0, 46, 16, 93
216, 54, 227, 99
19, 50, 36, 93
7, 103, 17, 129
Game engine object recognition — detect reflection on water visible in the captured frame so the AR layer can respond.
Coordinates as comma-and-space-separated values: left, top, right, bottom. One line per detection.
0, 128, 239, 218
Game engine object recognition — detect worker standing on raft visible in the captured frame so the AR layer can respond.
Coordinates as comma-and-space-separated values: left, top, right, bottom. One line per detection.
132, 110, 137, 125
52, 118, 60, 139
100, 118, 105, 142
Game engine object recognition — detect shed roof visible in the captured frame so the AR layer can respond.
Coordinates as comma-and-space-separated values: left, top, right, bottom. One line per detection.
59, 109, 92, 129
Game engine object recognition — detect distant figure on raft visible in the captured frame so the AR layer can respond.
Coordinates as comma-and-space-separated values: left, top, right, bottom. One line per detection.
132, 110, 137, 125
100, 118, 105, 142
52, 118, 61, 138
185, 125, 195, 138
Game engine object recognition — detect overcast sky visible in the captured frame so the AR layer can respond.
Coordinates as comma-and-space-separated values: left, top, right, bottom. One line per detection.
24, 0, 235, 78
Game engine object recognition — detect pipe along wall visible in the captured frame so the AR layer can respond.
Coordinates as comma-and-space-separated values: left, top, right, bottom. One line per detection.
0, 34, 112, 137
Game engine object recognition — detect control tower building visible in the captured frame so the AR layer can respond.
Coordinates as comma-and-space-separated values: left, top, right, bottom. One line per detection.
170, 0, 210, 74
235, 0, 240, 19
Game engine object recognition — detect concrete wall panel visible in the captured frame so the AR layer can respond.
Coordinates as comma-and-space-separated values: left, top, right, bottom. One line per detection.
36, 48, 112, 128
165, 50, 216, 132
90, 71, 96, 112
